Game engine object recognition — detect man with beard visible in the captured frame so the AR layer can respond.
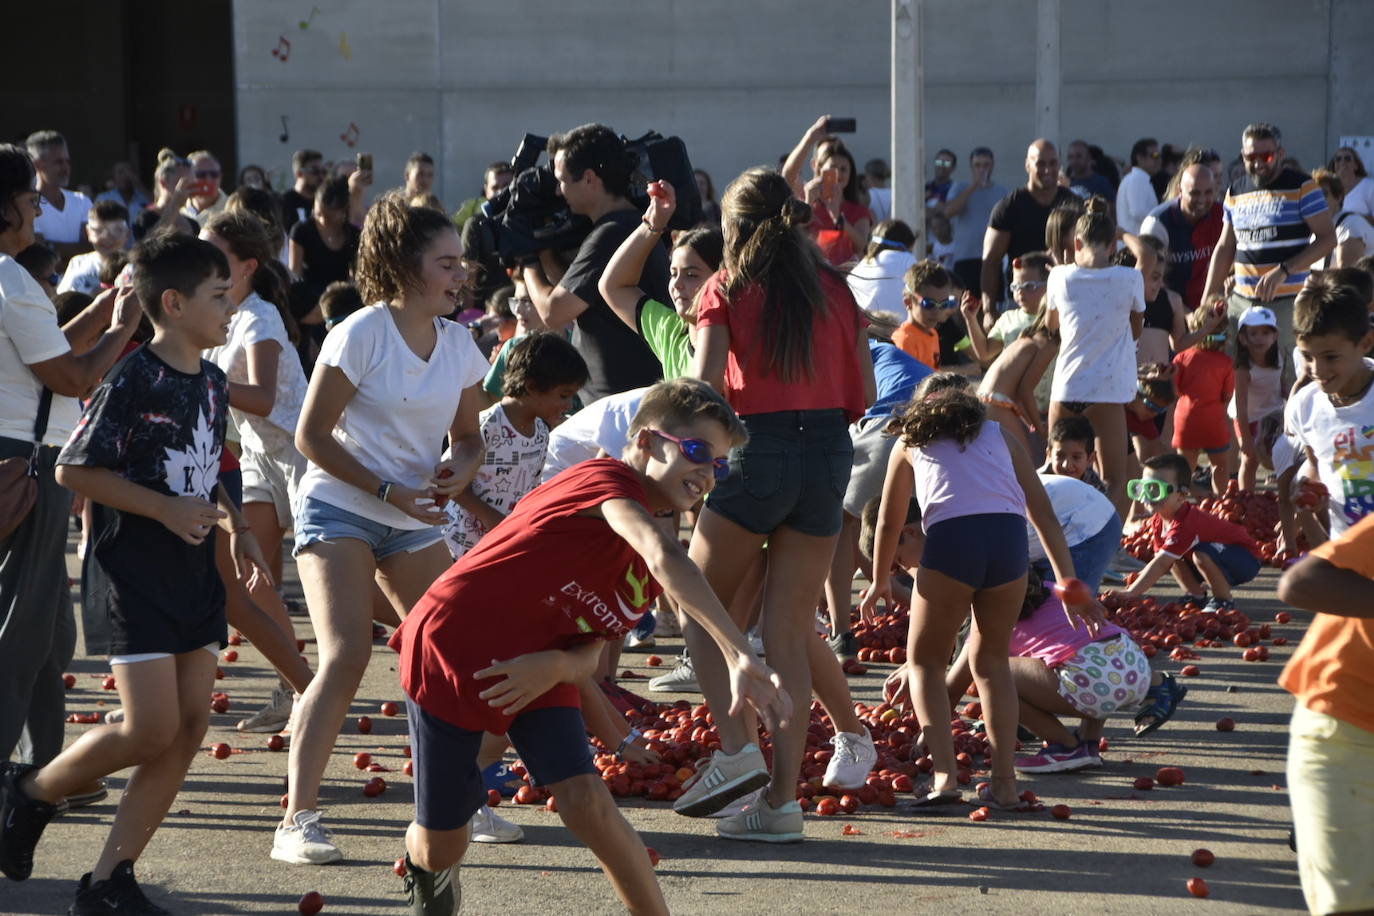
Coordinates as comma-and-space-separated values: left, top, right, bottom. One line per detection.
980, 139, 1079, 318
1065, 139, 1114, 201
1203, 123, 1336, 355
1141, 160, 1225, 309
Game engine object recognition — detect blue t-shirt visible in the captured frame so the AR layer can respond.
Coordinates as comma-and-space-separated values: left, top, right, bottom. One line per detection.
864, 339, 933, 422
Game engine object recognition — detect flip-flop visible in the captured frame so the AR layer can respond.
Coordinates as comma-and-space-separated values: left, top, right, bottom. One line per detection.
1134, 672, 1188, 737
910, 788, 963, 810
975, 784, 1039, 812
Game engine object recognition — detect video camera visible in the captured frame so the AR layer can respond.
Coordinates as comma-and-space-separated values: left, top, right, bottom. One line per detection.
469, 130, 703, 266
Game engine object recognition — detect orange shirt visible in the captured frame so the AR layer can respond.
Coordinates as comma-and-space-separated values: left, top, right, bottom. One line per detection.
892, 321, 941, 370
1278, 513, 1374, 733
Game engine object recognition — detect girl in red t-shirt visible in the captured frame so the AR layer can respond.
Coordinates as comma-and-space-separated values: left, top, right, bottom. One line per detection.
781, 117, 873, 265
674, 168, 876, 842
1172, 314, 1235, 495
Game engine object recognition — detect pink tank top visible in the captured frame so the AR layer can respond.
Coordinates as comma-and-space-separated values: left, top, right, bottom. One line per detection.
909, 420, 1027, 531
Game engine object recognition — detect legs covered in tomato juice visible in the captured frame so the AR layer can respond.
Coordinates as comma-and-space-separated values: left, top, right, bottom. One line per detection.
906, 566, 975, 794
551, 772, 668, 916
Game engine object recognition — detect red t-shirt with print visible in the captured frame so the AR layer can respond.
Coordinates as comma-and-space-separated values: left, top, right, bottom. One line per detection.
695, 268, 868, 421
390, 459, 662, 733
1150, 502, 1260, 559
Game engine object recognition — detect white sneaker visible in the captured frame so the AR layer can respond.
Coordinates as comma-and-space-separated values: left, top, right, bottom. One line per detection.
271, 809, 342, 864
706, 787, 761, 819
648, 653, 698, 693
673, 743, 770, 817
237, 685, 293, 733
625, 631, 656, 650
469, 805, 523, 843
716, 795, 805, 843
823, 728, 878, 790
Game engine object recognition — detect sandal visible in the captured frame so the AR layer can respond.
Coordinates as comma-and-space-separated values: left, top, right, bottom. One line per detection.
975, 784, 1038, 812
1134, 672, 1188, 737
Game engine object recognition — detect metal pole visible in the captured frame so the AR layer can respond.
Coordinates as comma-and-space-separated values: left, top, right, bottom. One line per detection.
891, 0, 923, 238
1034, 0, 1061, 145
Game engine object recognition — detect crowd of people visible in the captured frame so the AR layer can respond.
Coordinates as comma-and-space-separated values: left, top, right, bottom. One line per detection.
0, 117, 1370, 916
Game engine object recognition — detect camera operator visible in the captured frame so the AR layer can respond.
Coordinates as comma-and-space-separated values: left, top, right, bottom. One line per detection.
522, 124, 668, 403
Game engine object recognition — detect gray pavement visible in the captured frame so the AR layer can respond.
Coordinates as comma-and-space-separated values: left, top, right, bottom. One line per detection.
2, 537, 1308, 915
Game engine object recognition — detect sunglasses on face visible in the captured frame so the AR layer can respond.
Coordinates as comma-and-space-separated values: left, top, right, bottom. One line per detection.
1126, 478, 1177, 503
1244, 151, 1277, 164
46, 272, 61, 286
651, 429, 729, 481
1010, 281, 1046, 292
915, 295, 958, 310
934, 158, 954, 168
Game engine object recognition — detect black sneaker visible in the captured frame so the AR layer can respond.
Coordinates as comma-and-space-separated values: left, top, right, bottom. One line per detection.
69, 859, 170, 915
827, 630, 858, 663
402, 853, 460, 915
1, 762, 58, 881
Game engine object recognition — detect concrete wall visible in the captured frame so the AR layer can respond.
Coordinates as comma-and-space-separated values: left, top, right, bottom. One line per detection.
232, 0, 1365, 210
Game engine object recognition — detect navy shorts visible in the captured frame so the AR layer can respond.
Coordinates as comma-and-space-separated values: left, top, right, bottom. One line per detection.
707, 409, 853, 538
406, 698, 596, 831
1191, 542, 1260, 587
220, 467, 243, 508
921, 513, 1029, 590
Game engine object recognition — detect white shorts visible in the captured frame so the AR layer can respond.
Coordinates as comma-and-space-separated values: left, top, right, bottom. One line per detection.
240, 445, 306, 528
1287, 703, 1374, 915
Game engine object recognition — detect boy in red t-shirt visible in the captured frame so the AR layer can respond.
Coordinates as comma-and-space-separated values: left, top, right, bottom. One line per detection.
388, 378, 790, 915
1108, 453, 1260, 612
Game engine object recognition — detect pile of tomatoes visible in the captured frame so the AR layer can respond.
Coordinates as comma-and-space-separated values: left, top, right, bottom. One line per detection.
1122, 483, 1325, 568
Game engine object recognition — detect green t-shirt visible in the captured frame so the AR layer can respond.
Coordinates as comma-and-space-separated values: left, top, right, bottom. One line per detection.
638, 297, 691, 380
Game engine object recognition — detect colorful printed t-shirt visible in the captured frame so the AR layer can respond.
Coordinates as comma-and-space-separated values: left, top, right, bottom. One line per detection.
1284, 366, 1374, 536
391, 459, 663, 733
441, 402, 549, 559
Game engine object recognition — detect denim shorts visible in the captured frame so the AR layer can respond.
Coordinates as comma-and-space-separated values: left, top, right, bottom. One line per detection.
406, 698, 595, 831
706, 409, 853, 538
292, 495, 445, 560
921, 513, 1029, 589
1191, 541, 1260, 587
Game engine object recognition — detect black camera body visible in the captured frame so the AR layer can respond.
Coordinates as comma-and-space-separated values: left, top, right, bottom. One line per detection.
467, 130, 703, 267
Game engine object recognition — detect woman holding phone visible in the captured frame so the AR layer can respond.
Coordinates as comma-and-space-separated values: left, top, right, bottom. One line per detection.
781, 116, 873, 264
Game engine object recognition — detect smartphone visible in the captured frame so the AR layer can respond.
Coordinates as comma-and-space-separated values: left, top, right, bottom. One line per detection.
825, 117, 857, 134
356, 152, 373, 172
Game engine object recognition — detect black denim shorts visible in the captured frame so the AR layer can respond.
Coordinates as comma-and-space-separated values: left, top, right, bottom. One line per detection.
706, 409, 853, 538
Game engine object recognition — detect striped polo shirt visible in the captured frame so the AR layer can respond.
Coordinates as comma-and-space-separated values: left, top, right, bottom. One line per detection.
1223, 168, 1327, 299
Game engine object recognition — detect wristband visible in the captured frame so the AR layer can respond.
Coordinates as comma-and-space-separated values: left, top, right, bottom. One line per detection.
230, 525, 252, 535
615, 727, 644, 758
377, 481, 394, 504
641, 216, 666, 234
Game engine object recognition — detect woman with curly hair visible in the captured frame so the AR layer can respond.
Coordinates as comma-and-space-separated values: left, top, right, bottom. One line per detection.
271, 192, 488, 865
861, 373, 1103, 811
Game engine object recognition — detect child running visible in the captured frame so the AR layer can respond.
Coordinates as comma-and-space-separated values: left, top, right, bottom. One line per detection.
390, 378, 790, 915
1046, 196, 1146, 515
861, 372, 1103, 811
0, 233, 269, 913
1229, 306, 1286, 491
1172, 307, 1235, 495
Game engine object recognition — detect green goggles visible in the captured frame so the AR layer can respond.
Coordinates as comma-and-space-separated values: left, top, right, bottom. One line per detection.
1126, 478, 1177, 503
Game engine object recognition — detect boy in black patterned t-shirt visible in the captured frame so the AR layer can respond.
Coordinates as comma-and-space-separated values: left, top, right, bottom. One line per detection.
0, 233, 269, 914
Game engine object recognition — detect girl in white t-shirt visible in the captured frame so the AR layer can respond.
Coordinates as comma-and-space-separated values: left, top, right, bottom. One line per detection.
274, 194, 489, 865
1046, 196, 1146, 515
201, 210, 314, 730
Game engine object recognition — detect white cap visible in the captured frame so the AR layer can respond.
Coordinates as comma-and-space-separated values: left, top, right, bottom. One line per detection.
1238, 306, 1278, 329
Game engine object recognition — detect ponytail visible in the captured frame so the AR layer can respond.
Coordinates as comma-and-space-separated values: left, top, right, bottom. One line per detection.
1074, 196, 1115, 248
720, 168, 837, 382
202, 209, 299, 344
